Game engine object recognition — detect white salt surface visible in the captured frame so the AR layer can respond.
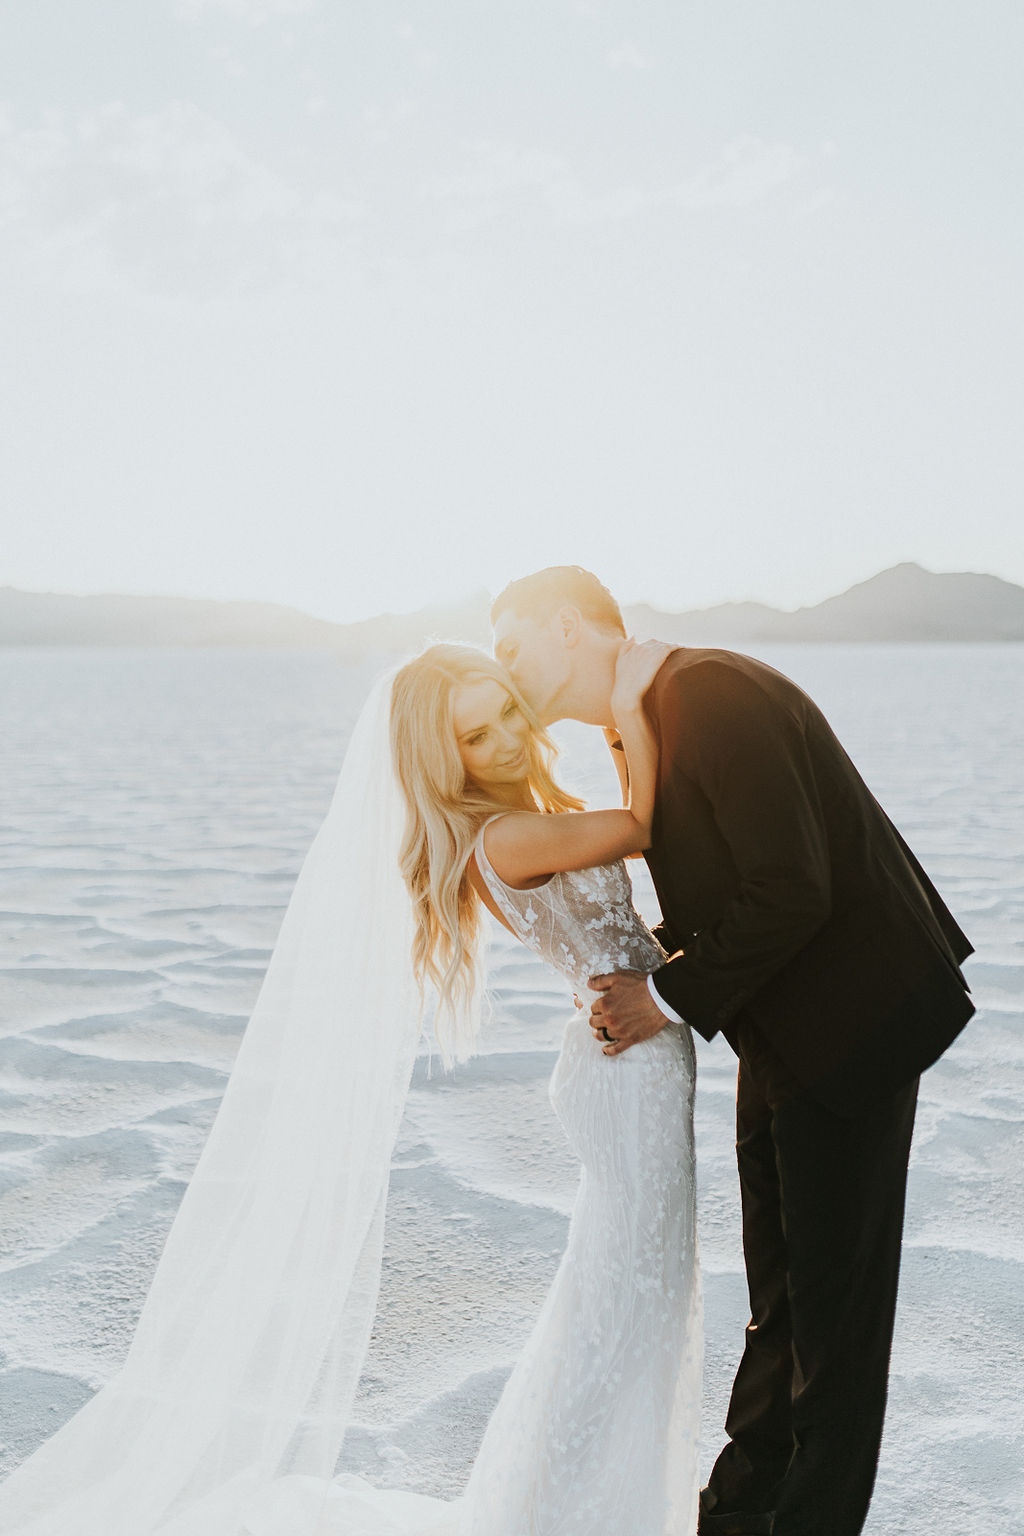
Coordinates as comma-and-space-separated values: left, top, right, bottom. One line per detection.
0, 644, 1021, 1527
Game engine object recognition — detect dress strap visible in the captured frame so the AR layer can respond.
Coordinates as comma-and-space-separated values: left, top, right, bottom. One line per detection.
474, 812, 511, 889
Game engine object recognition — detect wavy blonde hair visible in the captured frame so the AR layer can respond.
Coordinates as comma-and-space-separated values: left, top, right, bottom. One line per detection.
390, 642, 584, 1061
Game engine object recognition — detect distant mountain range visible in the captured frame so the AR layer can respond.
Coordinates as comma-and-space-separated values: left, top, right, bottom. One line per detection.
1, 564, 1022, 652
627, 563, 1024, 644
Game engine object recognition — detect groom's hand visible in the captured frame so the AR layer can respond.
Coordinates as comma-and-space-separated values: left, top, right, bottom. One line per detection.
588, 971, 668, 1056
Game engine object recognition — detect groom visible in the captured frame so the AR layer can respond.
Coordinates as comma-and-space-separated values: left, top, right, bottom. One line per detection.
491, 566, 974, 1536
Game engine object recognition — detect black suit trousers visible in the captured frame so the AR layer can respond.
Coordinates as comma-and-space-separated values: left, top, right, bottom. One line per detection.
705, 1065, 919, 1536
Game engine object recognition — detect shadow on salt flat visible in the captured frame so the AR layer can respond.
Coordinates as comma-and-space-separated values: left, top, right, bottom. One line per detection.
29, 1003, 246, 1069
0, 1176, 188, 1440
0, 968, 164, 1034
0, 1367, 95, 1471
0, 1125, 160, 1268
0, 1035, 227, 1136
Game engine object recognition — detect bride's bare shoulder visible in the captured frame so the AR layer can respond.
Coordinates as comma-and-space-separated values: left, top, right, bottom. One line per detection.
479, 811, 557, 893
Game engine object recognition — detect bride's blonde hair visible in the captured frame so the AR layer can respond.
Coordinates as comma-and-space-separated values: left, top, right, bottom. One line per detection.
390, 643, 583, 1060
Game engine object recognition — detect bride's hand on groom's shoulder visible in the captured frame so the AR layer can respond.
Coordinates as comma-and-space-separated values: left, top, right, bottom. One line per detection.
611, 639, 674, 723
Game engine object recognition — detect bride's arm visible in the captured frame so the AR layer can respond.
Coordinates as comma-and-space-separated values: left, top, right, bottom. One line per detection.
484, 642, 670, 889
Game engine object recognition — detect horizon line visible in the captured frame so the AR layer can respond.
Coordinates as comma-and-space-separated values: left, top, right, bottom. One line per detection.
3, 560, 1021, 628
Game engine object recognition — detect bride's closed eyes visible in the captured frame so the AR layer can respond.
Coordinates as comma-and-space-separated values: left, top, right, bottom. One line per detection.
467, 699, 519, 746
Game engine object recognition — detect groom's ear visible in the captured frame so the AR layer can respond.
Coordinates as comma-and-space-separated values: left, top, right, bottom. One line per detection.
556, 605, 584, 648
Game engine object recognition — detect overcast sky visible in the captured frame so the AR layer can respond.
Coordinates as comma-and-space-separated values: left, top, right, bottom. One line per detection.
2, 1, 1022, 623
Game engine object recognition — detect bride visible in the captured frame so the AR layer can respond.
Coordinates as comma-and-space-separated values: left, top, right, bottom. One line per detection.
0, 640, 700, 1535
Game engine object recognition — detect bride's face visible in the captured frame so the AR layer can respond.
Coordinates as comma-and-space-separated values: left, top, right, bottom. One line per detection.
452, 678, 533, 790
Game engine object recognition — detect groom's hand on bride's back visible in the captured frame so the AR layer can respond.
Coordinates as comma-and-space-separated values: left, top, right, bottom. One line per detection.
588, 971, 668, 1056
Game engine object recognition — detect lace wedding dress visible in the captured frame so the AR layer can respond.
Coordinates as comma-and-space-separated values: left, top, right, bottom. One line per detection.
454, 823, 702, 1535
250, 824, 702, 1536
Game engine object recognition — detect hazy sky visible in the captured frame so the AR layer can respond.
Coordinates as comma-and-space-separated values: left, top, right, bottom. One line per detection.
2, 1, 1022, 623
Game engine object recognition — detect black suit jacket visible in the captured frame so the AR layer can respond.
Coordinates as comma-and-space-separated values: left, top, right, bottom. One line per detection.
643, 648, 974, 1116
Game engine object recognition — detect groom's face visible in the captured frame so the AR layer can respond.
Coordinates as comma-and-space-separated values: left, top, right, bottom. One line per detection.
492, 609, 571, 725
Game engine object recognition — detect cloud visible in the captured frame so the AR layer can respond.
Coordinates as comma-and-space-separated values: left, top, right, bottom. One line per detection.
417, 134, 808, 230
676, 135, 802, 209
0, 102, 360, 295
578, 136, 807, 222
0, 111, 820, 301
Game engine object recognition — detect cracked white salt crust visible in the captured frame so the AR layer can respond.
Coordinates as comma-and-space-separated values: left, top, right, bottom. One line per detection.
0, 645, 1020, 1530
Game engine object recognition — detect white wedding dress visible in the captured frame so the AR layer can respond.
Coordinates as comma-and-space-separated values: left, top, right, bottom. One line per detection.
0, 679, 700, 1536
259, 824, 702, 1536
452, 823, 701, 1535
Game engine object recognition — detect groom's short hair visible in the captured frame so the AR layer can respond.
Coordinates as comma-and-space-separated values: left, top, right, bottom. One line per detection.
491, 566, 626, 637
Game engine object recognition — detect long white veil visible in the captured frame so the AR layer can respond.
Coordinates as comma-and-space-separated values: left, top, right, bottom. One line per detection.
0, 671, 448, 1536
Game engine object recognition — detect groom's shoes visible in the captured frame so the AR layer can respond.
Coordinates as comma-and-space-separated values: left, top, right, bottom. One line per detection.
697, 1489, 774, 1536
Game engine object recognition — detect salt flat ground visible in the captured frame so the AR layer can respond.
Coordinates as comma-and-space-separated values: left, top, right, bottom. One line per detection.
0, 644, 1021, 1530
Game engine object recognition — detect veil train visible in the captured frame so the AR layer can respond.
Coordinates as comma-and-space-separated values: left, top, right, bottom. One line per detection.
0, 673, 453, 1535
